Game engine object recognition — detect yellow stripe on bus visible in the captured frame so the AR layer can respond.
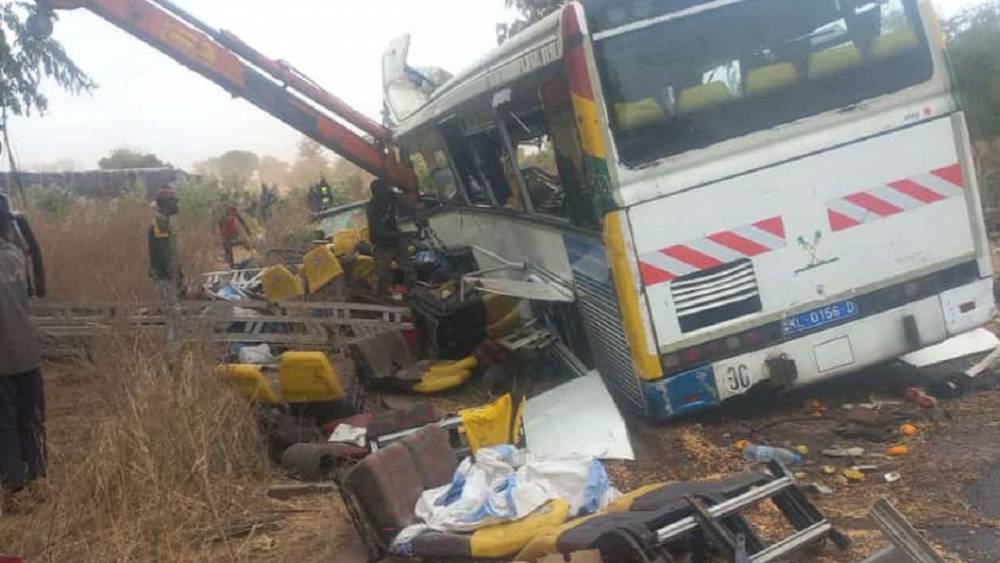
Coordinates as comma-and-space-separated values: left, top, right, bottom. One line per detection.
603, 211, 663, 381
571, 92, 607, 160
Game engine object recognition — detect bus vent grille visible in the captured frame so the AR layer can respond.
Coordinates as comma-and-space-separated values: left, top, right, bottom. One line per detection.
574, 271, 648, 415
672, 259, 762, 333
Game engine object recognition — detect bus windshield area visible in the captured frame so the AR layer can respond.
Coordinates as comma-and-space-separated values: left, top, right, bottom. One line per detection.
594, 0, 934, 167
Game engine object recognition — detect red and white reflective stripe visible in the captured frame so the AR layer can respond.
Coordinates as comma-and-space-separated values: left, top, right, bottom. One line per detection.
639, 217, 786, 286
828, 164, 965, 232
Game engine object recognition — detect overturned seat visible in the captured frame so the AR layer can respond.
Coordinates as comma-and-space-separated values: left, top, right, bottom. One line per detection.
344, 424, 570, 559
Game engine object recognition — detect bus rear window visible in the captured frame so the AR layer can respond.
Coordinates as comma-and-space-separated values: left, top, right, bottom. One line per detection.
594, 0, 934, 167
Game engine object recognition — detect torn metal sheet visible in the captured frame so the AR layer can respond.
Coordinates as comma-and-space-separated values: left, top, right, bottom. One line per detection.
900, 328, 1000, 368
524, 372, 635, 461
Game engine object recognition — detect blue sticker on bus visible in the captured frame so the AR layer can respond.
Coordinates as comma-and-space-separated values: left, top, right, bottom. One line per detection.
643, 366, 720, 420
782, 299, 859, 337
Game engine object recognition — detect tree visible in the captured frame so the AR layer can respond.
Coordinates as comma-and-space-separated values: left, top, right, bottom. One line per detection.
98, 148, 167, 170
288, 138, 335, 189
194, 149, 260, 191
946, 1, 1000, 140
498, 0, 563, 44
257, 155, 290, 188
0, 2, 95, 117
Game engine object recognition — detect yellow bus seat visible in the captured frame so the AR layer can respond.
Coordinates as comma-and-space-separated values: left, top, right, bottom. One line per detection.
470, 499, 571, 558
872, 29, 919, 61
808, 43, 863, 80
676, 81, 734, 115
412, 366, 474, 394
216, 364, 281, 406
515, 512, 603, 561
459, 393, 523, 453
359, 226, 370, 242
745, 62, 799, 97
302, 244, 344, 294
279, 351, 344, 403
614, 97, 666, 131
261, 264, 305, 303
350, 255, 377, 288
332, 229, 362, 256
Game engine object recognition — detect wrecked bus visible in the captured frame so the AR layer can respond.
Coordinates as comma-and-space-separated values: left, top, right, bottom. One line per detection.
384, 0, 995, 419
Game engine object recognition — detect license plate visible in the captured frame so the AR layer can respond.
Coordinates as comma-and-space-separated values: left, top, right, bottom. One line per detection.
782, 300, 859, 336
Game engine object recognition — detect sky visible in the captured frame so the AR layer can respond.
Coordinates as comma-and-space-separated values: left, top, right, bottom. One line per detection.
4, 0, 987, 171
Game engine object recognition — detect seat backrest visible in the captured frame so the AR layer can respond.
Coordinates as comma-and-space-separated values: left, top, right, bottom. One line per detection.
676, 81, 733, 116
808, 43, 863, 80
367, 402, 438, 439
302, 244, 344, 294
347, 442, 426, 545
745, 62, 799, 97
400, 424, 458, 489
614, 97, 667, 131
871, 28, 919, 61
217, 364, 281, 405
278, 351, 344, 403
352, 330, 416, 379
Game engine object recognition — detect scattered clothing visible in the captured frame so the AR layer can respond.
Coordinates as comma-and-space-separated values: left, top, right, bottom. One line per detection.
391, 445, 618, 555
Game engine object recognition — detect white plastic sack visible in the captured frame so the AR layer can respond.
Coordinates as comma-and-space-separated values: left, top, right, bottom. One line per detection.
237, 343, 274, 365
391, 445, 619, 556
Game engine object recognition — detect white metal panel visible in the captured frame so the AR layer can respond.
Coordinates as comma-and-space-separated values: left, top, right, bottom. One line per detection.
523, 372, 635, 461
627, 118, 976, 347
429, 209, 574, 282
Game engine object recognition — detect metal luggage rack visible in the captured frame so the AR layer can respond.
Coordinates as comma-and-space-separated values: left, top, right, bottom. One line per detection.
31, 300, 412, 352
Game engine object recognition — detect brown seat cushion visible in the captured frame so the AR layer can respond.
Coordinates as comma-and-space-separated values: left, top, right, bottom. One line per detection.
367, 402, 438, 439
347, 442, 425, 544
400, 424, 458, 489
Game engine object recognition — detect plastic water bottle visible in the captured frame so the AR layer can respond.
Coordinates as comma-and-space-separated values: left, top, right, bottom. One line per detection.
742, 445, 802, 466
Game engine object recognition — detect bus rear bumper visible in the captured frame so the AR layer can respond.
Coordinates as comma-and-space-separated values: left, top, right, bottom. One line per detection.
641, 277, 995, 420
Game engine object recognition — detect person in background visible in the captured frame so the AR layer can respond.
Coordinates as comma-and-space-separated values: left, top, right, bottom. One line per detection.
366, 180, 416, 296
148, 188, 184, 358
258, 184, 277, 222
0, 193, 46, 496
215, 195, 253, 269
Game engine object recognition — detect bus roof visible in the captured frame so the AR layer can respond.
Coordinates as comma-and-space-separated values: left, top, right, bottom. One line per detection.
392, 8, 564, 138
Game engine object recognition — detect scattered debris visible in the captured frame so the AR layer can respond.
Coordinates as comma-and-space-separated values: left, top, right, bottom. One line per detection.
886, 445, 910, 457
741, 444, 802, 465
266, 482, 338, 500
883, 472, 902, 484
808, 482, 835, 495
904, 387, 938, 409
842, 468, 866, 482
823, 447, 866, 458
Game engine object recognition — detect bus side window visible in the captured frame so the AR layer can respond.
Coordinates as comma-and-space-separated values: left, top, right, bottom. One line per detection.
441, 119, 496, 206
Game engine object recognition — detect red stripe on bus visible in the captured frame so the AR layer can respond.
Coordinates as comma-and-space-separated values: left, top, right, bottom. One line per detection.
844, 192, 902, 216
707, 231, 770, 256
752, 216, 785, 239
931, 163, 965, 188
888, 179, 945, 204
640, 262, 675, 285
663, 245, 723, 270
829, 209, 861, 232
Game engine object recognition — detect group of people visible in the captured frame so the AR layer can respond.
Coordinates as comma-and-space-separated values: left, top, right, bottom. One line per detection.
0, 178, 416, 498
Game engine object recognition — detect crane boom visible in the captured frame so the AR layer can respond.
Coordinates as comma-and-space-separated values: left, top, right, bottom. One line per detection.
36, 0, 417, 193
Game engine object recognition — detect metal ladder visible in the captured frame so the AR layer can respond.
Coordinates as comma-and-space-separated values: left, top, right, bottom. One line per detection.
602, 461, 851, 563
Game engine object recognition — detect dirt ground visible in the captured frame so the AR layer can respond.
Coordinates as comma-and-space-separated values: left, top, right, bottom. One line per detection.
8, 345, 1000, 562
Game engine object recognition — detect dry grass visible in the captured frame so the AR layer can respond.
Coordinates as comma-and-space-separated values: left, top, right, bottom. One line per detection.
0, 338, 272, 562
27, 195, 313, 302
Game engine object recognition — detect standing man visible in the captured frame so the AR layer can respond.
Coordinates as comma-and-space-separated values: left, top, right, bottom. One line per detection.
0, 193, 46, 495
215, 196, 252, 268
366, 180, 416, 296
148, 188, 184, 357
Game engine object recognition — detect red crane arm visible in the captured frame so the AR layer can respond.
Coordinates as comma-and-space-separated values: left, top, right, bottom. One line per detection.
38, 0, 417, 193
